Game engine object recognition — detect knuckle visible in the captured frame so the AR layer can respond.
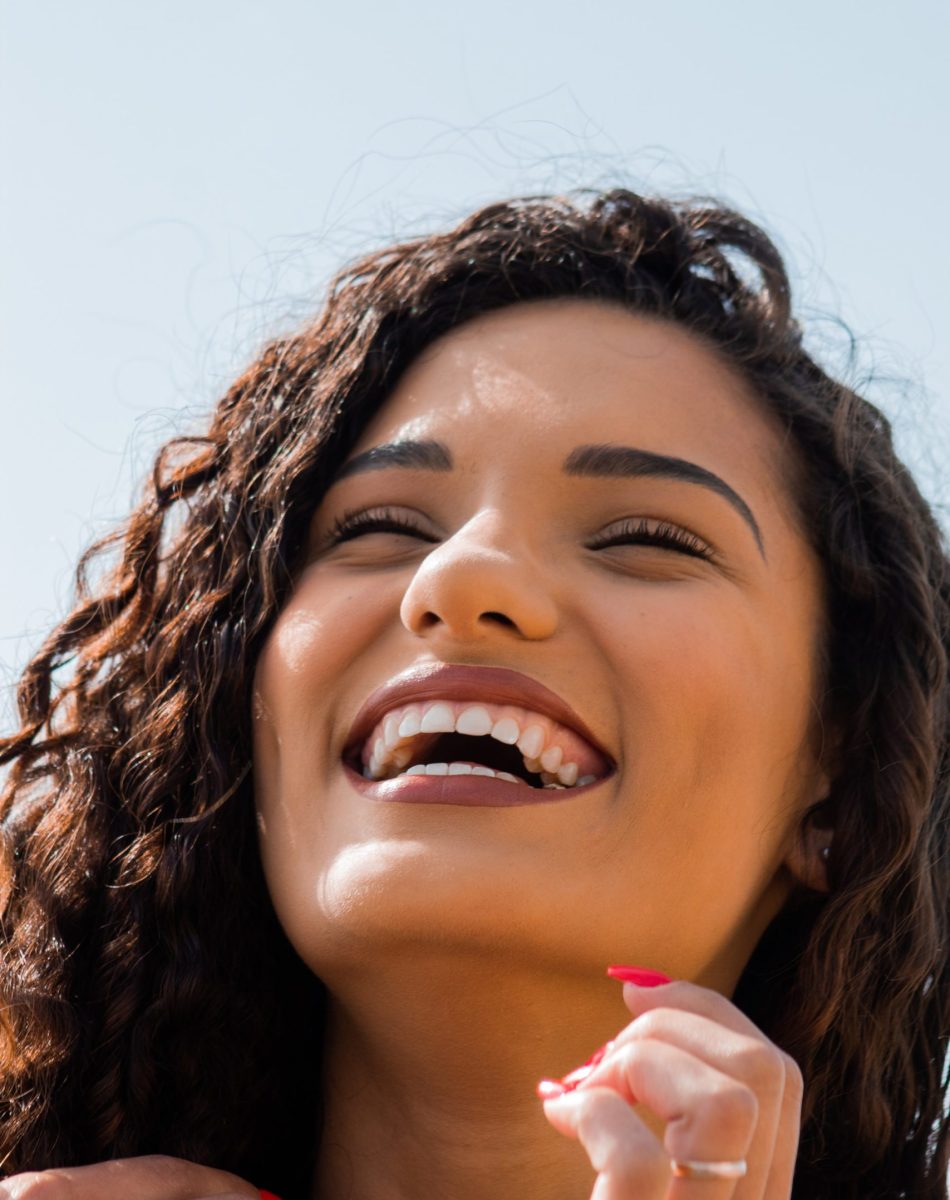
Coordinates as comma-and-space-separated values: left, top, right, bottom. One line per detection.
780, 1051, 805, 1103
736, 1040, 786, 1095
612, 1041, 641, 1072
629, 1006, 676, 1039
139, 1154, 183, 1172
694, 1081, 759, 1143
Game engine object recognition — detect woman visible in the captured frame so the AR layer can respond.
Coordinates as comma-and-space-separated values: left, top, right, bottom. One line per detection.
0, 189, 947, 1200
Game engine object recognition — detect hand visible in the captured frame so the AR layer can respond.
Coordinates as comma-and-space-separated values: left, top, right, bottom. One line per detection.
0, 1155, 264, 1199
541, 979, 804, 1199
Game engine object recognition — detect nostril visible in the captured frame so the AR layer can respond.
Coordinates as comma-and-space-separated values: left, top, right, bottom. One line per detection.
481, 611, 517, 628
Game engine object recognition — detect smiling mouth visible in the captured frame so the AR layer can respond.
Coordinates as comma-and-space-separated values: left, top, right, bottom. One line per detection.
347, 697, 611, 791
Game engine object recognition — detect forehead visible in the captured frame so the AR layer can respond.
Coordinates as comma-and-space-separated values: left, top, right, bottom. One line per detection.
359, 300, 790, 484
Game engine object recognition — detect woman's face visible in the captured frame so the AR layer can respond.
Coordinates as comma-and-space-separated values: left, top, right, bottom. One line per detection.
252, 300, 830, 992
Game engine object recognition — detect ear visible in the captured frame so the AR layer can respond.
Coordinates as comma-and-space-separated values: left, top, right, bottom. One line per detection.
782, 709, 842, 894
783, 810, 834, 894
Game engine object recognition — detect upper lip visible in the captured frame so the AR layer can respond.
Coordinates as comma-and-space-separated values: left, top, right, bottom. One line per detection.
343, 662, 613, 767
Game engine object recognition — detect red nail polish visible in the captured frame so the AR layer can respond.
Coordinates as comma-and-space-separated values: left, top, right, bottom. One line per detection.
537, 1039, 613, 1100
606, 965, 672, 987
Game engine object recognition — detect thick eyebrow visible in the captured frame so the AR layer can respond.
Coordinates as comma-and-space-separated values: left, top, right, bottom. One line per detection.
564, 443, 765, 558
333, 437, 765, 558
333, 439, 452, 481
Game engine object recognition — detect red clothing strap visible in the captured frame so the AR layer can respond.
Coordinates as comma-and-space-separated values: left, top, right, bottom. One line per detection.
259, 1191, 283, 1200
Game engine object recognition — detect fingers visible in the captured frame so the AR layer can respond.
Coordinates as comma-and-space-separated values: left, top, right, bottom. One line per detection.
541, 980, 804, 1199
604, 1007, 785, 1195
0, 1155, 261, 1200
543, 1086, 672, 1200
581, 1036, 757, 1163
612, 982, 801, 1197
618, 979, 772, 1041
543, 1039, 753, 1199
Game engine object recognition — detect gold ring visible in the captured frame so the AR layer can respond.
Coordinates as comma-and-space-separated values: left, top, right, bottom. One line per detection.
670, 1158, 748, 1180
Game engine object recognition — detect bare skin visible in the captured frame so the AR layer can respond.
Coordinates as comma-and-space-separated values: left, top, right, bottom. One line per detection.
1, 300, 833, 1198
252, 300, 832, 1199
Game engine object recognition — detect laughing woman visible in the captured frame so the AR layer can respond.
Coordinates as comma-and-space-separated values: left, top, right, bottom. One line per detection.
0, 190, 947, 1200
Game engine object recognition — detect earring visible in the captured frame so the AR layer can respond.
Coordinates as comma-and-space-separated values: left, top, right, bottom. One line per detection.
821, 845, 831, 862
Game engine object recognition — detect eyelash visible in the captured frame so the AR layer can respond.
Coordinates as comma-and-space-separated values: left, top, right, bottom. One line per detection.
327, 507, 438, 545
589, 518, 713, 560
327, 507, 713, 561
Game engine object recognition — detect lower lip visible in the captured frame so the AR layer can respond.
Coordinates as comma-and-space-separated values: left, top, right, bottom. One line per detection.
343, 762, 603, 807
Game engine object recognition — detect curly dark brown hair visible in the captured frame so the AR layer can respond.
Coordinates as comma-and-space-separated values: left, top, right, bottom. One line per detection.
1, 189, 948, 1199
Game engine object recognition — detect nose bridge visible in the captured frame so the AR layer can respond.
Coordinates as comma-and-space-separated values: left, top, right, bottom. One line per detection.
399, 507, 558, 641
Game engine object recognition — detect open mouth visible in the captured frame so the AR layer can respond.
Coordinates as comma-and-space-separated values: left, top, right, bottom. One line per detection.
346, 698, 612, 792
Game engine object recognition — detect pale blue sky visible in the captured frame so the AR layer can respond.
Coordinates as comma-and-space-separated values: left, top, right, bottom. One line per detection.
2, 0, 948, 725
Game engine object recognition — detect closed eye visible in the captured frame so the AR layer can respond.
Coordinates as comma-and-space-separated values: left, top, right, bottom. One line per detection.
324, 509, 713, 561
588, 518, 713, 561
326, 507, 437, 546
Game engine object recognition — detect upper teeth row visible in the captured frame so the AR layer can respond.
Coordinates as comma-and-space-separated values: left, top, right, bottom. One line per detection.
363, 700, 595, 787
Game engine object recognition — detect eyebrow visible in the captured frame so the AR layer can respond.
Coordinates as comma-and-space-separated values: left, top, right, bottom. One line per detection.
564, 444, 765, 557
334, 440, 452, 480
334, 438, 765, 558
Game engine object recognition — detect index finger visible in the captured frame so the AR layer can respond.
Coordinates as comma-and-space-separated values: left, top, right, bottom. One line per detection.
617, 979, 780, 1045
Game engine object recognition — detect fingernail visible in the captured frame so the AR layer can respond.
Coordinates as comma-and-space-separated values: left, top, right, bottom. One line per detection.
606, 964, 672, 987
535, 1039, 613, 1100
540, 1088, 585, 1114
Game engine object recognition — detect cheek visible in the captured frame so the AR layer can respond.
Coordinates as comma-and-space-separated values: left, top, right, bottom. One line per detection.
254, 568, 390, 730
251, 571, 395, 827
591, 583, 819, 828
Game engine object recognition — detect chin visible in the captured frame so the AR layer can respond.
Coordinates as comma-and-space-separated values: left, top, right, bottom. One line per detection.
268, 837, 607, 981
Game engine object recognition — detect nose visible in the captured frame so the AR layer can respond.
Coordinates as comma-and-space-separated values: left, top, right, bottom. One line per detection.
399, 512, 559, 643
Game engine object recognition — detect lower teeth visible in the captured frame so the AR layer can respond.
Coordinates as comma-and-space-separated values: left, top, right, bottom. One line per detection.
400, 762, 526, 784
362, 761, 597, 787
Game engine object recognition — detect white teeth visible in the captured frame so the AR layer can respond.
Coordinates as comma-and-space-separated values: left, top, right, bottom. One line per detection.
401, 761, 523, 781
364, 699, 604, 789
421, 703, 456, 733
398, 711, 422, 739
387, 758, 572, 789
456, 705, 494, 736
517, 724, 545, 759
557, 761, 579, 786
540, 745, 563, 773
491, 716, 521, 745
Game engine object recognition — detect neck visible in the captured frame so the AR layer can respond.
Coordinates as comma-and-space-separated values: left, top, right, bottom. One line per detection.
311, 955, 630, 1200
